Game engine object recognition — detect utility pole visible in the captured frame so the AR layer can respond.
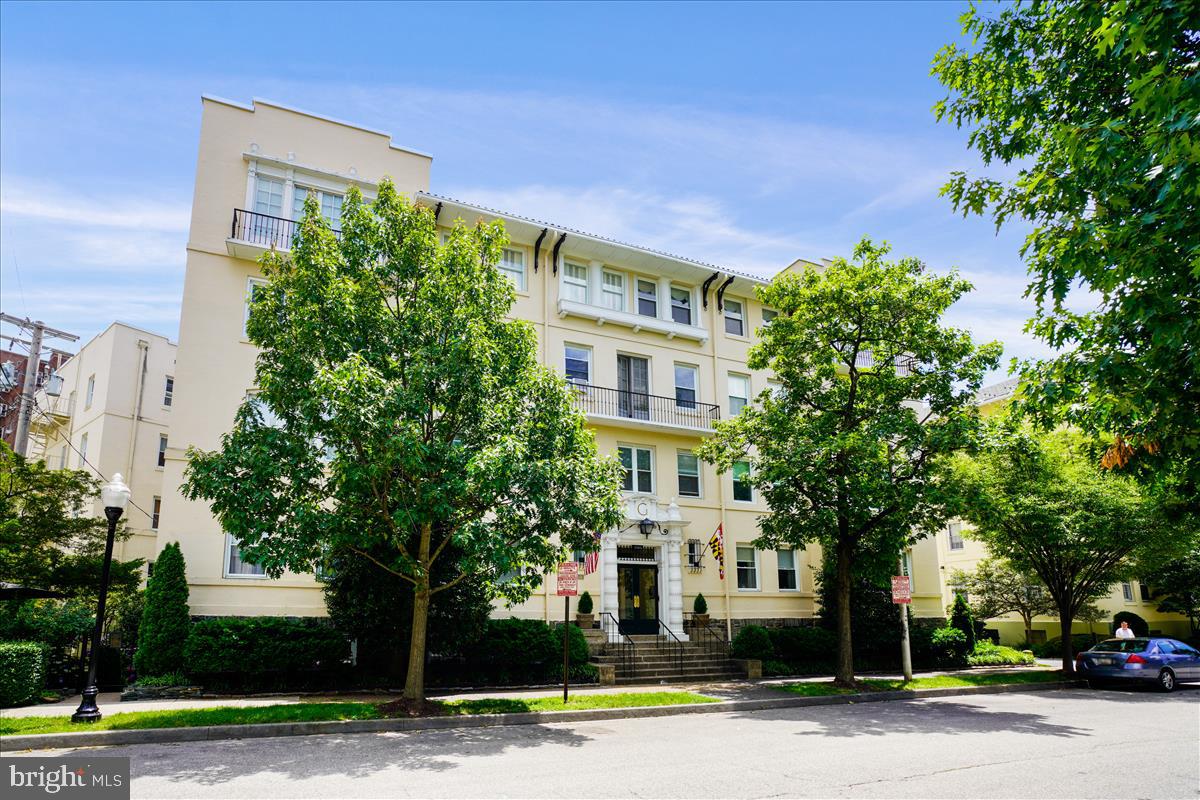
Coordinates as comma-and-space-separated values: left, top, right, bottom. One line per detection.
1, 313, 79, 457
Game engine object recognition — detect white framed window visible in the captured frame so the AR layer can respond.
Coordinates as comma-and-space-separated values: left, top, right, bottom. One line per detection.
767, 379, 783, 399
762, 308, 778, 326
500, 248, 527, 291
677, 451, 701, 498
732, 460, 753, 502
728, 373, 750, 415
725, 299, 745, 336
58, 444, 67, 471
901, 550, 915, 592
1139, 579, 1152, 602
562, 262, 588, 302
254, 176, 284, 217
151, 497, 161, 530
636, 279, 658, 318
948, 523, 964, 551
78, 433, 88, 468
225, 533, 266, 578
163, 376, 174, 407
85, 375, 95, 409
736, 545, 759, 590
292, 185, 343, 226
157, 434, 168, 468
244, 277, 268, 337
618, 445, 654, 493
602, 271, 625, 311
777, 549, 798, 591
674, 363, 699, 409
1121, 582, 1134, 602
564, 344, 591, 384
670, 286, 692, 325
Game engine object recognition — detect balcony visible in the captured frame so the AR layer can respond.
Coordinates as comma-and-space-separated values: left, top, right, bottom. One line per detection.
571, 383, 720, 433
557, 298, 709, 343
227, 209, 341, 259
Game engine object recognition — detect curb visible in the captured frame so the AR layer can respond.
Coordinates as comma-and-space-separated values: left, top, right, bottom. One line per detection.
1, 680, 1082, 751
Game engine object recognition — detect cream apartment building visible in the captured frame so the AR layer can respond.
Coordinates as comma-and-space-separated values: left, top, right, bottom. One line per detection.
32, 322, 176, 567
158, 95, 950, 633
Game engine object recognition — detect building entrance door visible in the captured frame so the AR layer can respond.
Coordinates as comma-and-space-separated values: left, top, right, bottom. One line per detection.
617, 563, 659, 635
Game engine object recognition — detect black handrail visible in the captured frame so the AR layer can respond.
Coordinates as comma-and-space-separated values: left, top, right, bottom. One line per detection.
684, 612, 732, 659
569, 383, 720, 430
598, 612, 634, 677
655, 615, 685, 676
230, 208, 342, 250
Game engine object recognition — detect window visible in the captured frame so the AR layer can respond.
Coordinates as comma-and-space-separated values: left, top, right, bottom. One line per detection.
777, 549, 798, 591
728, 373, 750, 415
292, 186, 343, 226
602, 271, 625, 311
618, 445, 653, 493
500, 248, 527, 291
78, 433, 88, 468
724, 299, 745, 336
1138, 580, 1152, 602
564, 345, 591, 384
254, 176, 284, 217
58, 444, 67, 471
151, 497, 161, 530
157, 434, 168, 468
1121, 581, 1133, 601
947, 523, 964, 551
901, 550, 915, 592
245, 278, 267, 337
767, 380, 783, 399
686, 539, 704, 570
670, 287, 692, 325
762, 308, 778, 325
677, 451, 701, 498
225, 534, 265, 577
561, 262, 588, 302
736, 545, 759, 590
636, 280, 658, 317
732, 460, 752, 502
85, 375, 95, 409
674, 364, 698, 409
163, 376, 174, 407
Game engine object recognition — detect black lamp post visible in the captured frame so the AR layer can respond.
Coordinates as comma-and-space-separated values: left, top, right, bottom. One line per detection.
72, 473, 130, 724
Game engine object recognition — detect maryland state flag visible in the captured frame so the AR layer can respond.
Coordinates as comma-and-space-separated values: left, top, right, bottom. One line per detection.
708, 524, 725, 580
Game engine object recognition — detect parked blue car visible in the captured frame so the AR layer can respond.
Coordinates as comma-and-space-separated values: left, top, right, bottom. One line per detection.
1076, 637, 1200, 692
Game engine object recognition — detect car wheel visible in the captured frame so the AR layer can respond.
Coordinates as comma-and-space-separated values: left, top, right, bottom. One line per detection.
1156, 669, 1176, 693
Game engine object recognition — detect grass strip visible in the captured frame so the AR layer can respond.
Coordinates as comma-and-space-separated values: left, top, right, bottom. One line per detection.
777, 670, 1066, 697
1, 691, 718, 737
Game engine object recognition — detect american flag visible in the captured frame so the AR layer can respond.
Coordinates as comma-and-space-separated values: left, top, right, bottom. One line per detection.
583, 531, 602, 575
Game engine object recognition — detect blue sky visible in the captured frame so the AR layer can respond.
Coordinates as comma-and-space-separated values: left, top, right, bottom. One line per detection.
1, 1, 1044, 380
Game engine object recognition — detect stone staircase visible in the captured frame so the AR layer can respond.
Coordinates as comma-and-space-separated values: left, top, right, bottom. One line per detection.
590, 633, 745, 685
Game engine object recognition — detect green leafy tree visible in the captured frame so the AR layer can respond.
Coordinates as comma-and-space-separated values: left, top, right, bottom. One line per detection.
699, 238, 1001, 685
948, 593, 977, 651
949, 558, 1056, 643
950, 422, 1185, 672
134, 542, 190, 678
0, 443, 142, 599
184, 185, 623, 703
1147, 548, 1200, 636
1074, 602, 1107, 645
932, 1, 1200, 490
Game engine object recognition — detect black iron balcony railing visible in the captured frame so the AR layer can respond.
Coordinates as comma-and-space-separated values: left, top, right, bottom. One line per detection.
230, 209, 341, 250
570, 383, 720, 430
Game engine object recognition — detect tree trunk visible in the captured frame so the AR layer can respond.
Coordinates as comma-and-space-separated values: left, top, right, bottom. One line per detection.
403, 522, 434, 703
1021, 612, 1033, 646
834, 538, 855, 686
1058, 605, 1074, 674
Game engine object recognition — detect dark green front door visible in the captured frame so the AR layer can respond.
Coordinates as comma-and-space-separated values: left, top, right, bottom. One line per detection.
618, 564, 659, 635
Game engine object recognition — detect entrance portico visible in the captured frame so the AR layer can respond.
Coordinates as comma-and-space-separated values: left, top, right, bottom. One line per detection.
599, 495, 689, 641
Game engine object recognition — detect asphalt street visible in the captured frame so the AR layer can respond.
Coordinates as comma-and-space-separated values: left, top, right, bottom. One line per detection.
5, 687, 1197, 799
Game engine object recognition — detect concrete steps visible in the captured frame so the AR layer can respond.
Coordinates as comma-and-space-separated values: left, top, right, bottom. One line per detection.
589, 635, 744, 684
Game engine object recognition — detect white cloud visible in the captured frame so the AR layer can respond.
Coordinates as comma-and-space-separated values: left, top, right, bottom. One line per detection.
0, 179, 189, 231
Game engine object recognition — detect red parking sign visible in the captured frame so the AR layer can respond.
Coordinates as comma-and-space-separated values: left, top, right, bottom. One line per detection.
891, 575, 911, 604
557, 562, 579, 596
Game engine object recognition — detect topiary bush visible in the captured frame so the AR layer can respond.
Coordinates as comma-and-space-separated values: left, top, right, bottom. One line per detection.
1112, 611, 1149, 637
577, 590, 593, 615
183, 617, 349, 685
0, 641, 45, 707
134, 542, 190, 679
694, 594, 708, 615
949, 593, 977, 651
931, 626, 970, 667
731, 625, 773, 661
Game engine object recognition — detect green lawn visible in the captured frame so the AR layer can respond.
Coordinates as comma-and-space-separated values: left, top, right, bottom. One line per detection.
777, 670, 1066, 697
1, 691, 717, 737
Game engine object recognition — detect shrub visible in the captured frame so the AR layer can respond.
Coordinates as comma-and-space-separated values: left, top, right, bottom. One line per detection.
135, 542, 190, 678
465, 618, 558, 684
967, 641, 1035, 667
0, 641, 45, 707
768, 626, 837, 672
554, 622, 591, 672
762, 659, 793, 677
183, 617, 349, 677
731, 625, 773, 661
133, 672, 189, 687
1112, 611, 1149, 637
931, 627, 970, 666
694, 594, 708, 615
577, 590, 593, 615
949, 594, 977, 651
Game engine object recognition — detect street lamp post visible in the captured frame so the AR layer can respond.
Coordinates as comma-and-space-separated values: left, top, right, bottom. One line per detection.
72, 474, 130, 724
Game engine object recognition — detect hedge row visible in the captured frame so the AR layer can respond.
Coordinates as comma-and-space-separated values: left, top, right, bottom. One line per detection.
437, 618, 594, 686
0, 641, 46, 707
180, 617, 350, 688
